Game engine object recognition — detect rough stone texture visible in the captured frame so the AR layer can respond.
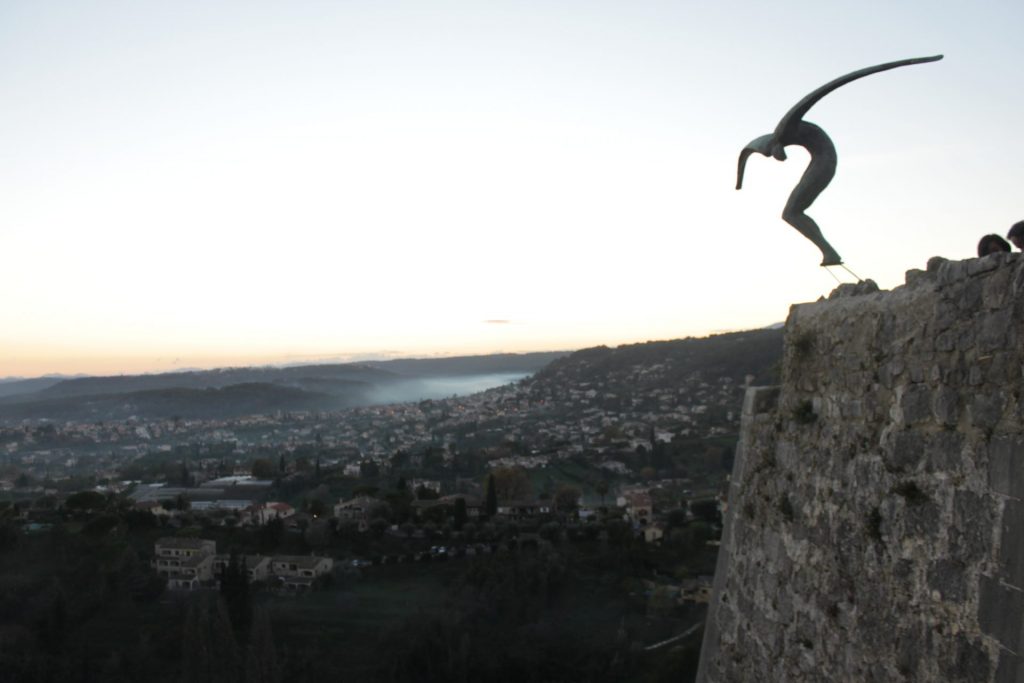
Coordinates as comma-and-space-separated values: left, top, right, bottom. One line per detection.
698, 252, 1024, 682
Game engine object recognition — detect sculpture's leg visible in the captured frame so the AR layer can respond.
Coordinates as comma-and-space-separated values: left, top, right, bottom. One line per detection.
782, 124, 841, 266
781, 204, 842, 266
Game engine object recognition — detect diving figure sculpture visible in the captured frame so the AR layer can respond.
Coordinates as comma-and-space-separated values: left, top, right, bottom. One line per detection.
736, 55, 943, 266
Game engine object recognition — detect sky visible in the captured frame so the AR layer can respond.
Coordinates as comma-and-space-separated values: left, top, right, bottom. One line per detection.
1, 1, 1022, 377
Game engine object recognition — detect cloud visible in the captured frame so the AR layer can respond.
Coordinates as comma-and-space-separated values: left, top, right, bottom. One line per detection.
483, 319, 511, 324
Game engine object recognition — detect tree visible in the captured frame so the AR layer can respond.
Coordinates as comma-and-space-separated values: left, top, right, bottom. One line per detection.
667, 508, 689, 529
368, 518, 388, 538
690, 499, 721, 525
245, 608, 280, 683
453, 497, 467, 530
384, 487, 413, 524
251, 459, 276, 480
595, 480, 610, 507
304, 498, 327, 518
353, 484, 380, 498
554, 485, 581, 515
181, 597, 240, 683
485, 475, 497, 517
64, 490, 107, 513
219, 552, 251, 635
415, 485, 440, 501
40, 584, 67, 654
491, 467, 531, 502
259, 517, 285, 552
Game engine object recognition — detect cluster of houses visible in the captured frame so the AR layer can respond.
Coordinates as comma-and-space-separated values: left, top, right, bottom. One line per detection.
130, 477, 298, 524
152, 537, 332, 592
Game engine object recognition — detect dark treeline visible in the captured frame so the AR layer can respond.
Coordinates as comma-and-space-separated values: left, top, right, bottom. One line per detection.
0, 496, 708, 683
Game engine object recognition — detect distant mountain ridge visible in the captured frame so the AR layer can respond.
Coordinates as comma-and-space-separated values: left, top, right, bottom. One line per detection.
26, 364, 399, 401
0, 351, 568, 422
0, 334, 785, 423
0, 377, 71, 399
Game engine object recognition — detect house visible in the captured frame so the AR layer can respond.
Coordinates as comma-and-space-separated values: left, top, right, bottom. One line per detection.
440, 494, 482, 518
252, 501, 295, 525
643, 522, 666, 543
154, 536, 215, 560
680, 576, 714, 603
189, 499, 254, 515
410, 494, 483, 521
410, 478, 442, 495
277, 576, 316, 592
624, 492, 652, 527
152, 537, 217, 590
270, 555, 334, 589
496, 500, 552, 520
333, 495, 379, 531
213, 554, 272, 582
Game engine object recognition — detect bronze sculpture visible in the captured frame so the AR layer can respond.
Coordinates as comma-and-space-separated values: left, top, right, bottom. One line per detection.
736, 55, 943, 267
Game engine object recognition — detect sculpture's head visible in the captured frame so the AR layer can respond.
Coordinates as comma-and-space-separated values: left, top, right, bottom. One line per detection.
736, 134, 777, 190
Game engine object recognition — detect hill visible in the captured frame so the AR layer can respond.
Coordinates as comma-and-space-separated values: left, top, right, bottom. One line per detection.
0, 351, 567, 422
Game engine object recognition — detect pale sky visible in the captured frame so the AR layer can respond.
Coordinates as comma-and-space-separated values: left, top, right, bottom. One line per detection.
1, 1, 1022, 377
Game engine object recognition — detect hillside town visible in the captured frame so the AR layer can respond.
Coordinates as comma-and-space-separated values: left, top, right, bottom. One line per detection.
0, 332, 780, 682
0, 333, 769, 502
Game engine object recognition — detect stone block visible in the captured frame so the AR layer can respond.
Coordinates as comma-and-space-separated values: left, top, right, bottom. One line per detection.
1000, 498, 1024, 589
828, 279, 880, 299
841, 399, 863, 419
935, 331, 956, 352
747, 385, 781, 415
951, 491, 996, 560
904, 268, 931, 287
994, 652, 1024, 683
967, 254, 1004, 276
988, 436, 1024, 498
937, 259, 967, 286
958, 330, 978, 353
960, 278, 984, 312
886, 431, 925, 472
927, 558, 967, 602
933, 300, 958, 332
900, 385, 933, 425
895, 626, 924, 679
979, 574, 1024, 653
980, 309, 1013, 352
983, 265, 1013, 310
942, 634, 992, 683
969, 392, 1005, 430
924, 431, 963, 473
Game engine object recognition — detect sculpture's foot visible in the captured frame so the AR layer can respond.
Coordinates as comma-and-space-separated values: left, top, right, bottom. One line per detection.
820, 254, 842, 267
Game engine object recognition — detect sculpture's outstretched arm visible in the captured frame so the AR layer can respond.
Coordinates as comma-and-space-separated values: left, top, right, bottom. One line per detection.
736, 134, 776, 190
774, 55, 943, 142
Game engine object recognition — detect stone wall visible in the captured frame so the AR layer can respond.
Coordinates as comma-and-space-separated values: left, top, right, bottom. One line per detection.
697, 253, 1024, 682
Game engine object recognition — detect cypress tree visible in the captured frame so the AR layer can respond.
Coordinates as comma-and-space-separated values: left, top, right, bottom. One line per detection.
485, 474, 497, 517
